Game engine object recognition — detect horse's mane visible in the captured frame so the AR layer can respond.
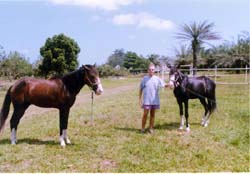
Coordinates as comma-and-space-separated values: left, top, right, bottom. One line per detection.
49, 75, 62, 80
61, 69, 84, 94
48, 69, 80, 80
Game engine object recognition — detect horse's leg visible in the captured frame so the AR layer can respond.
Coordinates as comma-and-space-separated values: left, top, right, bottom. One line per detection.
199, 98, 209, 126
10, 104, 29, 144
177, 98, 184, 130
184, 100, 190, 132
59, 108, 71, 147
203, 99, 212, 127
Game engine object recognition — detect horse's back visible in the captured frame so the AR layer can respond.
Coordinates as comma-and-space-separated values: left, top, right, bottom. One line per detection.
10, 77, 66, 108
182, 76, 215, 99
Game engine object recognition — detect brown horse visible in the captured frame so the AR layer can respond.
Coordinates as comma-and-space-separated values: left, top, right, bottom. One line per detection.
0, 64, 103, 146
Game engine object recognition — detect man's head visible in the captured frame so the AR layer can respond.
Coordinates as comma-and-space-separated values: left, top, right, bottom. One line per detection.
148, 63, 155, 76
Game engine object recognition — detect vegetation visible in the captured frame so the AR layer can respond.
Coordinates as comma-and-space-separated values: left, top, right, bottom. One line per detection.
0, 77, 248, 172
175, 21, 220, 74
38, 33, 80, 77
0, 51, 33, 81
0, 23, 249, 79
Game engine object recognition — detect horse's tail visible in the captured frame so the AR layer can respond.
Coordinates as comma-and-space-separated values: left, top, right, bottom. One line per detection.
0, 86, 12, 134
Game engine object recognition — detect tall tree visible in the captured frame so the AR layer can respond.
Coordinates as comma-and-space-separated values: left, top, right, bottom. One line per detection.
123, 51, 149, 72
0, 45, 6, 60
39, 33, 80, 77
176, 21, 220, 75
106, 49, 125, 67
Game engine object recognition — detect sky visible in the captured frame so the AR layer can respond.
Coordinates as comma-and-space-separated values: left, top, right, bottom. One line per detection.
0, 0, 249, 65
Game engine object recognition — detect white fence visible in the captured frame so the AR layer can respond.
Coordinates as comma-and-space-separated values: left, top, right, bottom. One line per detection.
159, 66, 250, 85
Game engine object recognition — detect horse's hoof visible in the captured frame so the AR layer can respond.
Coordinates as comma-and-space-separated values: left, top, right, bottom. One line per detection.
204, 123, 208, 127
186, 127, 190, 132
11, 141, 17, 145
60, 142, 66, 147
11, 139, 17, 145
60, 139, 66, 147
65, 138, 71, 144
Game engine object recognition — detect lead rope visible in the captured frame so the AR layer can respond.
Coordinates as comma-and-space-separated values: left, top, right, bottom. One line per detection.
90, 91, 94, 125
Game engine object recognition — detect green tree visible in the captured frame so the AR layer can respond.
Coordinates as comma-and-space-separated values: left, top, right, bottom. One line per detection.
123, 51, 139, 70
0, 51, 33, 81
176, 21, 220, 75
0, 45, 6, 60
147, 54, 161, 66
123, 51, 149, 73
213, 31, 250, 68
106, 49, 125, 67
39, 33, 80, 77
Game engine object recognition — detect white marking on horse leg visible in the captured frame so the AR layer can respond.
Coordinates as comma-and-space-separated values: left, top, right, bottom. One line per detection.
204, 112, 210, 127
179, 115, 184, 130
60, 135, 66, 147
11, 128, 17, 145
62, 129, 71, 144
201, 114, 206, 126
186, 124, 190, 132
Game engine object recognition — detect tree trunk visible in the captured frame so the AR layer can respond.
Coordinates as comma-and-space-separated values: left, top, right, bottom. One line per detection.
192, 40, 198, 76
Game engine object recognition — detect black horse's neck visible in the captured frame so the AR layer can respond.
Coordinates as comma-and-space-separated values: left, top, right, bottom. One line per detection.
174, 71, 188, 92
176, 71, 186, 84
62, 69, 85, 95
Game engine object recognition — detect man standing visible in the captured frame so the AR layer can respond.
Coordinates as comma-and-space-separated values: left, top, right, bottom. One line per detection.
139, 63, 168, 133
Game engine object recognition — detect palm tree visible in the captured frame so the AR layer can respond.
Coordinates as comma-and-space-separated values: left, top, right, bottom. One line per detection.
175, 20, 220, 75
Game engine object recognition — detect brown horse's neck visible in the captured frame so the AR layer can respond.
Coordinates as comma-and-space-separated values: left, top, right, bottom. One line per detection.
62, 70, 85, 95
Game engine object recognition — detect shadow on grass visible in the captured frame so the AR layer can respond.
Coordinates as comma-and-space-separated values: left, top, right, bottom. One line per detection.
114, 127, 141, 134
115, 122, 202, 133
0, 138, 59, 145
114, 123, 180, 134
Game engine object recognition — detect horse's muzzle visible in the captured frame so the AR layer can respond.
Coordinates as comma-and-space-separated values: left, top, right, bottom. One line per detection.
95, 83, 103, 95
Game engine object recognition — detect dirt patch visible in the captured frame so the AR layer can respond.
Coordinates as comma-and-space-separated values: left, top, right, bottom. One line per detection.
100, 159, 117, 170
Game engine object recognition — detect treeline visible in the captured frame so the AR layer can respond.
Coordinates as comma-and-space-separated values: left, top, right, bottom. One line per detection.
175, 31, 250, 69
0, 29, 249, 80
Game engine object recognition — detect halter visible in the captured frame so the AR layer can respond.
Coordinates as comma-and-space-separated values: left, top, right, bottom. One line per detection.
82, 67, 100, 92
170, 71, 182, 88
85, 71, 100, 90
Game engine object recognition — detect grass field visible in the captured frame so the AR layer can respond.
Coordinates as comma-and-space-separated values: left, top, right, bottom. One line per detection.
0, 76, 249, 172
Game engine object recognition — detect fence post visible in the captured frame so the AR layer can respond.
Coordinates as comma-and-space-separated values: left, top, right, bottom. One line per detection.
214, 65, 217, 83
245, 65, 248, 84
190, 66, 193, 76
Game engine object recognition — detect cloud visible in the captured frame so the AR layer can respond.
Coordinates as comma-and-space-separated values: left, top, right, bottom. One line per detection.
112, 12, 175, 31
49, 0, 144, 11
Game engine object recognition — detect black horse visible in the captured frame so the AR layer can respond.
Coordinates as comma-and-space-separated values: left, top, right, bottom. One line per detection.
0, 64, 103, 146
168, 65, 216, 131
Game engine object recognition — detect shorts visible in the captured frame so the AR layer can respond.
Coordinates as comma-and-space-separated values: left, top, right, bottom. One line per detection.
142, 105, 160, 110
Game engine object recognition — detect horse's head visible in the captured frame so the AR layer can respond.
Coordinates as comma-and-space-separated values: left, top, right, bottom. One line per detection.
167, 64, 182, 88
81, 64, 103, 95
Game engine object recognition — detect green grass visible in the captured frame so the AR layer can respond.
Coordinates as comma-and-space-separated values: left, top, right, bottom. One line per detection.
0, 77, 249, 172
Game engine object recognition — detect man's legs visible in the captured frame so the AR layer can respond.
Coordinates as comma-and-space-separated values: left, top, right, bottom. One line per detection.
149, 109, 156, 133
141, 109, 149, 133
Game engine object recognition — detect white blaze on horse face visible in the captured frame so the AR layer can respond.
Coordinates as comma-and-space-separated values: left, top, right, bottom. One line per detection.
96, 77, 103, 95
169, 75, 175, 88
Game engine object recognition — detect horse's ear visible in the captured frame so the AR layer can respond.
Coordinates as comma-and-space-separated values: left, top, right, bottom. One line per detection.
93, 63, 96, 68
82, 65, 89, 70
176, 64, 181, 69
